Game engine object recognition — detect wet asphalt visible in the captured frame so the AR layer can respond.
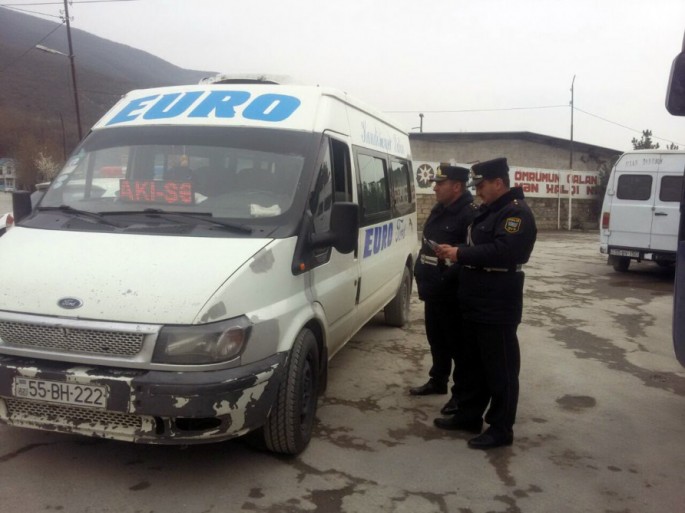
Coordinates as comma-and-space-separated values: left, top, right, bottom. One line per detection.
0, 222, 684, 512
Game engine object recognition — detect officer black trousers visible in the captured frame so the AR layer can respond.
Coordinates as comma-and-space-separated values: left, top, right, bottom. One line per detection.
424, 299, 460, 386
456, 320, 520, 436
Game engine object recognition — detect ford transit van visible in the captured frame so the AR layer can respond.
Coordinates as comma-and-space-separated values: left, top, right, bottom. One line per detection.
600, 150, 685, 272
0, 79, 417, 454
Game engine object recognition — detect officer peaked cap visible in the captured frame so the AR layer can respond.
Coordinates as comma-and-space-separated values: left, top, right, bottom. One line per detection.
430, 165, 470, 183
468, 158, 509, 186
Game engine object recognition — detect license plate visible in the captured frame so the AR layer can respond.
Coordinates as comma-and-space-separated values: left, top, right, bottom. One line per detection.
609, 249, 639, 258
12, 377, 108, 408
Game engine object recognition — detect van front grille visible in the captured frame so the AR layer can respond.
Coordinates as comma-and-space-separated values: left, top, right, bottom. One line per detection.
0, 321, 144, 356
4, 398, 144, 430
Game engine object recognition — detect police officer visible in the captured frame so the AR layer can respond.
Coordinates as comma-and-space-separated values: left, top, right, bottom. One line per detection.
433, 157, 537, 449
410, 164, 477, 413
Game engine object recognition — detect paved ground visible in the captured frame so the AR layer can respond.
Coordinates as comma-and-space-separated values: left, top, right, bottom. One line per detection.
0, 230, 684, 513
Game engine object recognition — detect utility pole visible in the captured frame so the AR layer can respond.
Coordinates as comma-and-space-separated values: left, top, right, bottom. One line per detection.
568, 75, 575, 231
419, 113, 424, 133
569, 75, 575, 169
62, 0, 83, 140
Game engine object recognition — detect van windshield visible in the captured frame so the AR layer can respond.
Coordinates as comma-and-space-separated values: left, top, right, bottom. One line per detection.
38, 126, 317, 230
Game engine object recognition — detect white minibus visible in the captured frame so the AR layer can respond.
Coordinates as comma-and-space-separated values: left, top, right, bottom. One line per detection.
0, 78, 417, 454
600, 150, 685, 272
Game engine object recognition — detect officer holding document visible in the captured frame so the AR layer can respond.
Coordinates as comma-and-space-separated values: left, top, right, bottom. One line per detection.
411, 164, 477, 417
433, 157, 537, 449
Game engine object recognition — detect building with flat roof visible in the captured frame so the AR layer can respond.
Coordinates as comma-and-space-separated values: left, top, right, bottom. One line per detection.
0, 158, 16, 192
410, 131, 621, 230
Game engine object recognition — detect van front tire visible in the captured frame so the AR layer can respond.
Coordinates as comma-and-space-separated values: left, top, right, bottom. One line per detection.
385, 266, 412, 327
263, 328, 319, 455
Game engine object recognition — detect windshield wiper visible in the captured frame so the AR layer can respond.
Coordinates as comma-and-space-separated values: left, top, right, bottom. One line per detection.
37, 205, 121, 227
103, 209, 253, 234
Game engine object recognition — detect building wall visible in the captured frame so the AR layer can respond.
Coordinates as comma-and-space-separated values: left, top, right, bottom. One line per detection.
410, 134, 619, 230
416, 194, 598, 231
0, 159, 17, 191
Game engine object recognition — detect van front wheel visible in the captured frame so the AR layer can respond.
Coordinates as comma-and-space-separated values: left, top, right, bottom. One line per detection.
385, 266, 412, 327
263, 328, 319, 455
611, 256, 630, 272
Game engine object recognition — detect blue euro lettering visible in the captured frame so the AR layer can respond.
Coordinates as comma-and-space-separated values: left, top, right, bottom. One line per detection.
373, 226, 383, 254
189, 90, 251, 118
106, 95, 160, 125
363, 228, 374, 258
243, 94, 301, 122
143, 92, 203, 120
363, 222, 395, 258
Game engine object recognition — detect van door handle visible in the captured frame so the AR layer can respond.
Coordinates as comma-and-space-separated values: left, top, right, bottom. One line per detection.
654, 212, 668, 216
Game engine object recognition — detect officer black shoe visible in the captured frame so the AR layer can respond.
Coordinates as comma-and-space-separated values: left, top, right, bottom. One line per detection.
433, 415, 482, 433
440, 396, 458, 415
467, 429, 513, 450
409, 380, 448, 396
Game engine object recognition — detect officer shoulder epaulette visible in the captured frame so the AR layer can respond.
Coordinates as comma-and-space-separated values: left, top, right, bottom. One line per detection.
469, 202, 478, 210
512, 199, 519, 206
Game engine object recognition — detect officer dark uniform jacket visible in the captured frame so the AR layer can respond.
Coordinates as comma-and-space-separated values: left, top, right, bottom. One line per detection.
457, 184, 537, 324
442, 157, 537, 448
414, 169, 478, 302
410, 165, 478, 398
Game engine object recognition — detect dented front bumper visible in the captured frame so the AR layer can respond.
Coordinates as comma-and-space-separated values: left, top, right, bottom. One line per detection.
0, 353, 287, 443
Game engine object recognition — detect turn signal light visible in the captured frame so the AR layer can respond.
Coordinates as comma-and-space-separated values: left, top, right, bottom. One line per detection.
601, 212, 610, 230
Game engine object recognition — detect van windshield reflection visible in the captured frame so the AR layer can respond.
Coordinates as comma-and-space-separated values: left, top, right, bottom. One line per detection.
39, 126, 311, 222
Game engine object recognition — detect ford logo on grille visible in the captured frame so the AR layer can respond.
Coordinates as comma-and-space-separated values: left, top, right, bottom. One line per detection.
58, 297, 83, 309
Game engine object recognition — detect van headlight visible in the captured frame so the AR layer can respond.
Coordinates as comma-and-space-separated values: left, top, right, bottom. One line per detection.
152, 316, 252, 364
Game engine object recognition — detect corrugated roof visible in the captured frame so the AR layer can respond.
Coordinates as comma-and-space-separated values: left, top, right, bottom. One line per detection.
409, 131, 621, 154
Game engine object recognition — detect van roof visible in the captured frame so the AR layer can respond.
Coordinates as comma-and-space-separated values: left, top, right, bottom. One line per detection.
199, 73, 293, 85
621, 149, 685, 154
94, 83, 407, 135
91, 83, 410, 158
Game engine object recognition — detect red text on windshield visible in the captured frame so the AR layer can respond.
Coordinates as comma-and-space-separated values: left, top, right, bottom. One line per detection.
119, 180, 194, 205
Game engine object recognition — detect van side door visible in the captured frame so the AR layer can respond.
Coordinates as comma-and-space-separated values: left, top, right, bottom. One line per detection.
651, 154, 685, 252
309, 135, 360, 355
354, 148, 409, 321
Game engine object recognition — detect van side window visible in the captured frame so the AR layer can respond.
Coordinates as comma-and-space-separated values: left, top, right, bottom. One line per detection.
390, 158, 415, 216
331, 138, 352, 202
356, 151, 391, 225
310, 137, 353, 234
311, 143, 333, 235
660, 175, 684, 202
617, 174, 652, 200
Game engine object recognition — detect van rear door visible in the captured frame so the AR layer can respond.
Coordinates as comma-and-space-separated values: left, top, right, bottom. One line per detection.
651, 154, 685, 252
607, 159, 656, 253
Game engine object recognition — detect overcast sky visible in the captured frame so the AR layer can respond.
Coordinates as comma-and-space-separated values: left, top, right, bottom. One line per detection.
8, 0, 685, 152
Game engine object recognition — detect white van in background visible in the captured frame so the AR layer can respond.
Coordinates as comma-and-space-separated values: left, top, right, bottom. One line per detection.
600, 150, 685, 272
0, 78, 417, 454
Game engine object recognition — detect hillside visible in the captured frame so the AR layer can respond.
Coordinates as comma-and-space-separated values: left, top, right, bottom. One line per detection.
0, 7, 214, 158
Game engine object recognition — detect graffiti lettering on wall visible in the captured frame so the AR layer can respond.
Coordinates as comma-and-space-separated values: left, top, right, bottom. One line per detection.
512, 168, 599, 198
413, 162, 600, 198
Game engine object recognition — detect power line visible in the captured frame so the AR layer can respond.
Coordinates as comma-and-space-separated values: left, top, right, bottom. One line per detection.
1, 5, 61, 16
0, 19, 65, 73
1, 1, 139, 5
386, 105, 568, 114
388, 104, 684, 147
573, 106, 685, 147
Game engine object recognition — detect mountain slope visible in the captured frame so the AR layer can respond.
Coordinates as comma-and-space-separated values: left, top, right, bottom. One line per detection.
0, 7, 214, 149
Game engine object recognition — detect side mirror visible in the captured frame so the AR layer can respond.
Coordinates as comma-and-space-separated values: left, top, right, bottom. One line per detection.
310, 202, 359, 254
666, 51, 685, 115
12, 191, 32, 223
